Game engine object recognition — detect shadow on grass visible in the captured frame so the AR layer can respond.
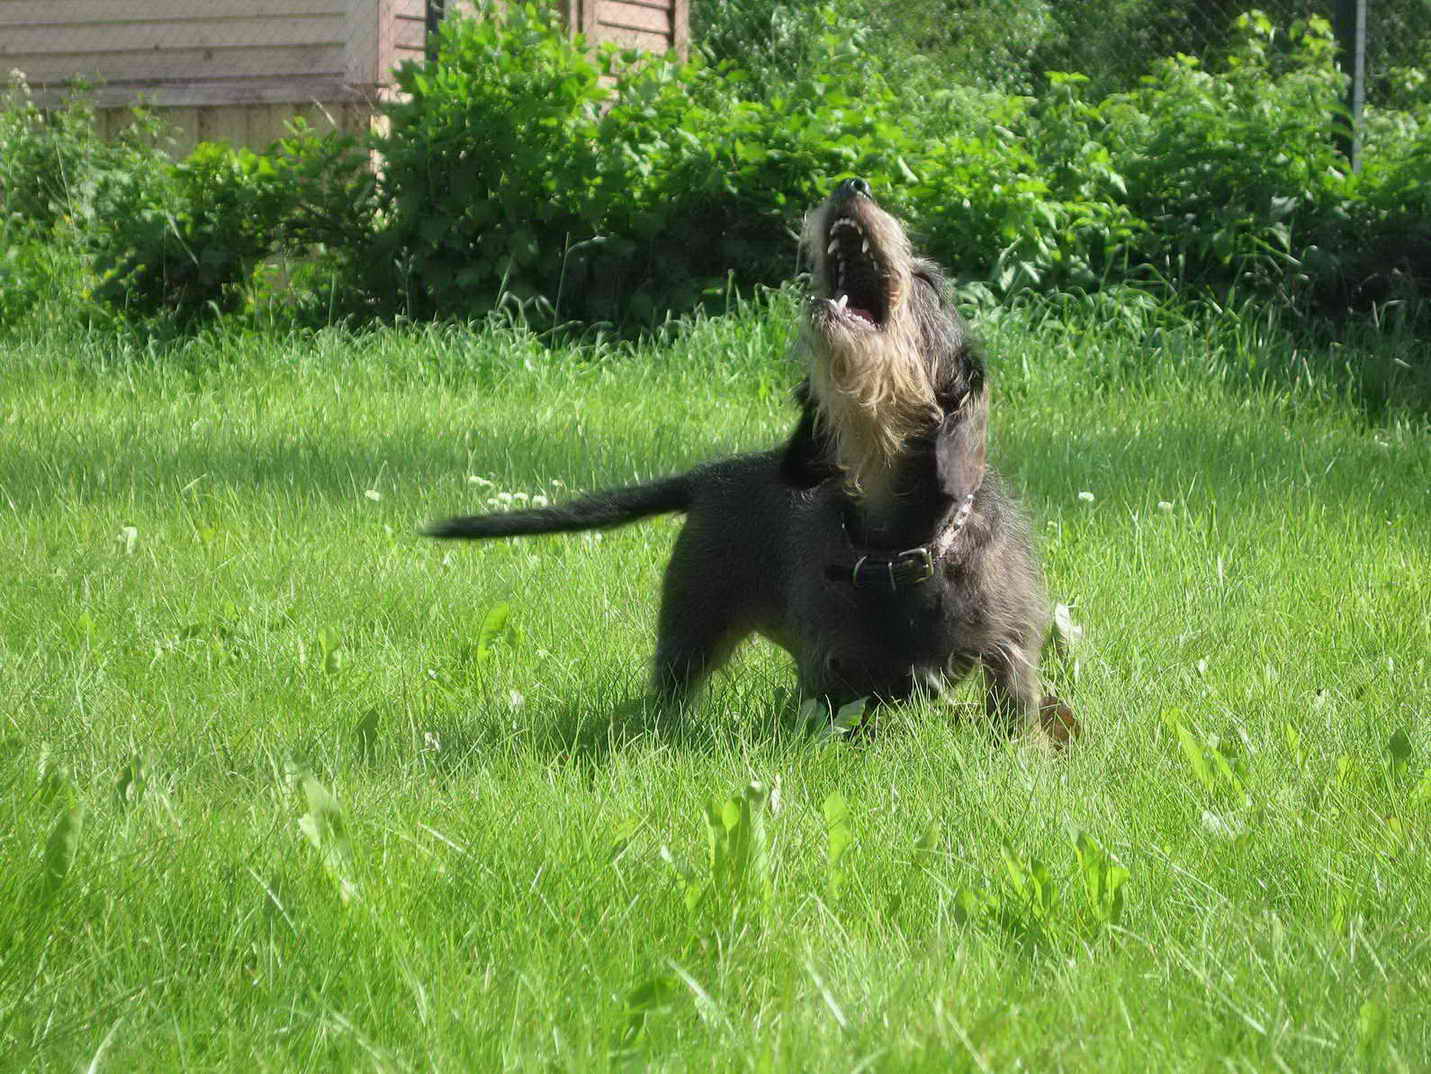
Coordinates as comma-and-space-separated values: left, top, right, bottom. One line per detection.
382, 673, 1002, 778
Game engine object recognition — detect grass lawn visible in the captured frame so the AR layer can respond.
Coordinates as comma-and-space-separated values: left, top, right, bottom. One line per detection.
2, 297, 1428, 1071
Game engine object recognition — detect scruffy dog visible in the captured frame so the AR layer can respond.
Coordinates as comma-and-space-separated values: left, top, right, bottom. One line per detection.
426, 179, 1075, 743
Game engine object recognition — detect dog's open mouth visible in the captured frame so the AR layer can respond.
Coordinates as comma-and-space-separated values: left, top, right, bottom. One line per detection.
824, 213, 889, 328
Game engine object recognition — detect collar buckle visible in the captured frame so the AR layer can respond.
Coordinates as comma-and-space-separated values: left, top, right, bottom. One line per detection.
894, 545, 935, 584
850, 545, 935, 590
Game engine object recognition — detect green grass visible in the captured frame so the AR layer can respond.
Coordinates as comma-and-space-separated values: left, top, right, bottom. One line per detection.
2, 297, 1428, 1072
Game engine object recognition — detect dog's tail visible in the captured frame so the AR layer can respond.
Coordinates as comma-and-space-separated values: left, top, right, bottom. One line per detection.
423, 473, 692, 540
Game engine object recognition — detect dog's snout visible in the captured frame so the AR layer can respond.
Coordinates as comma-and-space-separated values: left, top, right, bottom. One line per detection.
835, 177, 872, 202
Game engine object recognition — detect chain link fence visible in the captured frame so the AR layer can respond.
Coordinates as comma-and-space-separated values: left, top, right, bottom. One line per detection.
694, 0, 1428, 103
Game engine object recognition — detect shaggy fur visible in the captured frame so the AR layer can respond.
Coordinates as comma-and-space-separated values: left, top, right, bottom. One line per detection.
425, 179, 1076, 744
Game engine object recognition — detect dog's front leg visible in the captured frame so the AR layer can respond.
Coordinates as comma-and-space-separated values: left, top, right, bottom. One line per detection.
981, 644, 1081, 747
778, 381, 839, 489
979, 642, 1043, 738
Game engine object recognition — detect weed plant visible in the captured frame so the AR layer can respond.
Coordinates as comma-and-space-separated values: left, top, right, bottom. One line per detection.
1, 295, 1427, 1070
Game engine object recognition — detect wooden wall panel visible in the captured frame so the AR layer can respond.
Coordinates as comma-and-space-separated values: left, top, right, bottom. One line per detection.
9, 45, 347, 86
96, 97, 367, 155
6, 0, 691, 151
596, 0, 668, 35
391, 0, 426, 67
3, 19, 344, 55
0, 0, 342, 21
570, 0, 684, 56
0, 1, 349, 91
593, 25, 667, 52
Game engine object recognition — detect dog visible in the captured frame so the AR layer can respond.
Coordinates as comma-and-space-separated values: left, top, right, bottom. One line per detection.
425, 178, 1076, 744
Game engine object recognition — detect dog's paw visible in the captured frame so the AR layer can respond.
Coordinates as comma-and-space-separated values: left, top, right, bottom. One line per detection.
1038, 695, 1081, 749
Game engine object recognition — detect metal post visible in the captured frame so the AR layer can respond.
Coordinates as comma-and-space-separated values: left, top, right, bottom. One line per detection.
426, 0, 446, 62
1334, 0, 1367, 172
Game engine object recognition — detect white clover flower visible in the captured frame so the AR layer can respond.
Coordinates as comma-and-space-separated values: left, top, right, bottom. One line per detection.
512, 492, 529, 503
468, 475, 494, 487
532, 495, 549, 508
1157, 500, 1174, 512
1077, 491, 1095, 503
364, 489, 382, 501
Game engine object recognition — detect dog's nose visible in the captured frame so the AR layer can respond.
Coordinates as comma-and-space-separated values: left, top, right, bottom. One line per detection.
835, 177, 872, 202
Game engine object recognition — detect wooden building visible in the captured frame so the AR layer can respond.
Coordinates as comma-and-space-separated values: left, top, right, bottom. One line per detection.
1, 0, 688, 150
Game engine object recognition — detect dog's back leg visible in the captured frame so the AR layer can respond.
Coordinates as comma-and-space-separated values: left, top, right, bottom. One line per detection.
650, 533, 754, 705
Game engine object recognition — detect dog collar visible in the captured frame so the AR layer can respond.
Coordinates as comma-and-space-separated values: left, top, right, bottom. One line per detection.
827, 490, 976, 591
843, 545, 936, 589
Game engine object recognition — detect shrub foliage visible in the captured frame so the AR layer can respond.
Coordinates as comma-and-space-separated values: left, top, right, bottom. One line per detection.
1, 5, 1427, 332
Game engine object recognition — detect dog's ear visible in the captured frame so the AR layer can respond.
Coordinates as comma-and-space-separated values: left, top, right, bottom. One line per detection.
934, 387, 988, 505
780, 379, 840, 488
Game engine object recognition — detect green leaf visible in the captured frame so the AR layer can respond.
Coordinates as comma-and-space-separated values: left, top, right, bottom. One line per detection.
610, 974, 678, 1062
1001, 845, 1055, 921
115, 754, 147, 805
1073, 830, 1129, 926
1166, 712, 1215, 793
832, 698, 866, 733
354, 710, 380, 760
298, 774, 358, 903
1282, 722, 1303, 766
1357, 999, 1388, 1062
41, 807, 84, 899
822, 792, 853, 894
1387, 728, 1413, 782
699, 780, 772, 914
476, 602, 514, 664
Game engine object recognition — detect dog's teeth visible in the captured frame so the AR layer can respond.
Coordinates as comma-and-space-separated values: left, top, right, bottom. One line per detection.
861, 239, 869, 254
827, 239, 839, 255
835, 294, 849, 310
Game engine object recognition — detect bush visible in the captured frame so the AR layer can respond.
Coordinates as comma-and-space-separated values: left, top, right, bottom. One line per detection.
372, 4, 1429, 328
1093, 14, 1430, 313
0, 72, 169, 238
374, 2, 924, 325
0, 230, 89, 330
6, 6, 1427, 337
0, 73, 167, 331
91, 125, 375, 323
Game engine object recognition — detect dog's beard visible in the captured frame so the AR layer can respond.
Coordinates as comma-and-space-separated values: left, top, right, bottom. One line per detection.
801, 199, 939, 497
802, 311, 937, 496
